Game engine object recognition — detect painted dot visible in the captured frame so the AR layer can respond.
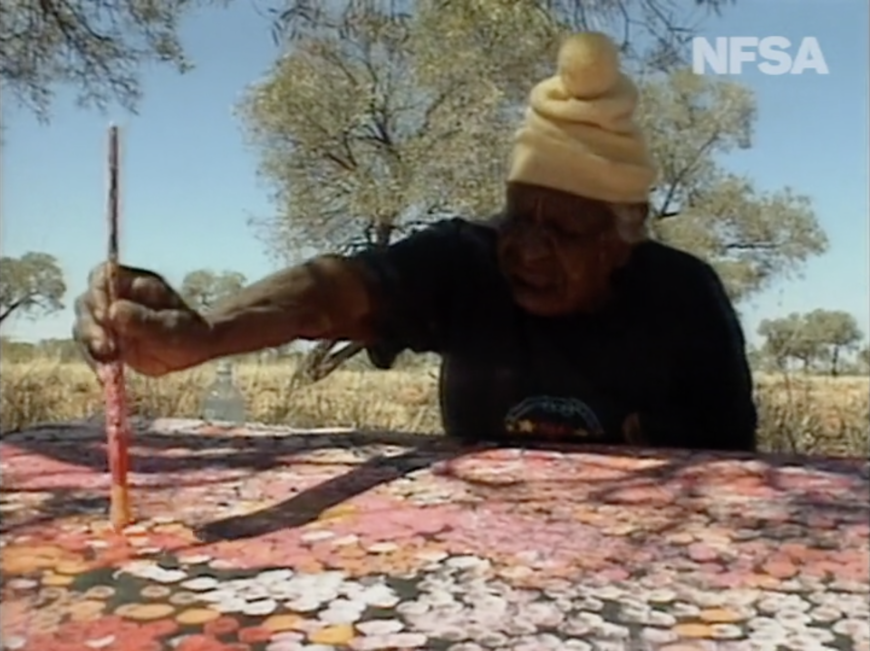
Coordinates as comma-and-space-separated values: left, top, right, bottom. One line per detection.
141, 585, 172, 599
810, 606, 842, 623
319, 504, 358, 521
181, 577, 220, 592
141, 619, 180, 639
38, 587, 67, 601
710, 624, 744, 640
381, 632, 428, 648
647, 611, 677, 627
176, 608, 221, 625
263, 614, 307, 632
178, 554, 212, 565
415, 550, 448, 563
7, 578, 39, 590
699, 608, 743, 624
115, 603, 175, 621
672, 623, 713, 638
238, 626, 274, 644
152, 569, 188, 584
153, 523, 190, 536
169, 592, 200, 606
85, 586, 116, 600
356, 620, 404, 636
647, 589, 677, 605
209, 559, 235, 570
243, 599, 278, 617
67, 599, 106, 622
309, 624, 355, 645
204, 616, 241, 636
301, 530, 336, 543
84, 635, 115, 649
123, 525, 149, 535
215, 599, 248, 614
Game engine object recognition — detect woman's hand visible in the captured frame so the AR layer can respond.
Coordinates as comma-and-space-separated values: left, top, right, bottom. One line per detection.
73, 263, 214, 377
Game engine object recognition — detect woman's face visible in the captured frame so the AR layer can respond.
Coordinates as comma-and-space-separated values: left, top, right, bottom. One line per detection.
497, 182, 637, 316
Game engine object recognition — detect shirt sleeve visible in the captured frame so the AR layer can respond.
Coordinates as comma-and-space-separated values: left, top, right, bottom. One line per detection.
663, 262, 759, 452
352, 218, 472, 358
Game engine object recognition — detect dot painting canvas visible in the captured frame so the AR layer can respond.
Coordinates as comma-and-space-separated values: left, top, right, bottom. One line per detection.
1, 418, 868, 651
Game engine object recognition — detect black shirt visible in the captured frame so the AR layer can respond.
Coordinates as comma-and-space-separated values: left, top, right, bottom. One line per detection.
355, 218, 757, 452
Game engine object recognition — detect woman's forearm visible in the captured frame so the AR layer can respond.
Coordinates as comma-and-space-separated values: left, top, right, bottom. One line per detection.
202, 255, 378, 360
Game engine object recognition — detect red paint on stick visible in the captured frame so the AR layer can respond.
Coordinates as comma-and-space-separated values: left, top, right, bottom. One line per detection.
102, 124, 132, 531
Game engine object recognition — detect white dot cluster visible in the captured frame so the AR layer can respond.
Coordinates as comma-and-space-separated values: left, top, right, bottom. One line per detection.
116, 554, 870, 650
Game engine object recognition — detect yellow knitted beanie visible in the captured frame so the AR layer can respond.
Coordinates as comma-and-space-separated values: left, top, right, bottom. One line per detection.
507, 32, 657, 204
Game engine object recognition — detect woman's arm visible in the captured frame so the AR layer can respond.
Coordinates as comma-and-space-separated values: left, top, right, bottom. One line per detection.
205, 255, 379, 358
202, 219, 471, 362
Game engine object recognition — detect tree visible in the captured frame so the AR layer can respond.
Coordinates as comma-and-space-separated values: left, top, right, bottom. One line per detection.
758, 314, 817, 371
1, 0, 223, 118
0, 252, 66, 325
638, 71, 827, 302
758, 310, 864, 375
242, 0, 738, 382
802, 309, 863, 376
249, 0, 736, 258
859, 346, 870, 374
179, 269, 247, 312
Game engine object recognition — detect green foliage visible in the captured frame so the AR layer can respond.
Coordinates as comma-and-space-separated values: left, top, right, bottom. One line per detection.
179, 269, 247, 312
638, 71, 827, 302
803, 309, 864, 376
758, 310, 865, 375
244, 0, 735, 262
241, 2, 505, 259
0, 252, 66, 325
759, 313, 815, 370
0, 0, 225, 117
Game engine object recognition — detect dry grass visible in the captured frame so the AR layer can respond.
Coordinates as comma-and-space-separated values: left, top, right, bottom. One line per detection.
0, 359, 442, 435
1, 359, 867, 457
753, 373, 868, 456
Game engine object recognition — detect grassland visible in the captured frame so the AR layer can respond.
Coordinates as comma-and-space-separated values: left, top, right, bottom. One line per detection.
1, 359, 867, 457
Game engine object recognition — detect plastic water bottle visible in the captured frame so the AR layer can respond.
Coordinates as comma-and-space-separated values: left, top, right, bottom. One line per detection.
200, 360, 247, 424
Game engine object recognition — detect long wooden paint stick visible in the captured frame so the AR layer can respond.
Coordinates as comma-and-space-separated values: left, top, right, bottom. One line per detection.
98, 124, 133, 531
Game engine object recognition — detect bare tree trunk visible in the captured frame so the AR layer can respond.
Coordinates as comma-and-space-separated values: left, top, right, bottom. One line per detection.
0, 294, 37, 326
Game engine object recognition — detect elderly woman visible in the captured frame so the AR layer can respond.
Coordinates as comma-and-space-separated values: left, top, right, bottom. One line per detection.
73, 32, 757, 452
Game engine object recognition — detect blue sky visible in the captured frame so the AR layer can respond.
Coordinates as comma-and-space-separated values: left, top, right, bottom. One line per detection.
3, 0, 868, 346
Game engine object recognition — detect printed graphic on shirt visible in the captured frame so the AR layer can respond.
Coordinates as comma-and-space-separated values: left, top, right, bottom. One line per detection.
504, 396, 605, 440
